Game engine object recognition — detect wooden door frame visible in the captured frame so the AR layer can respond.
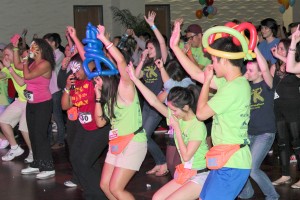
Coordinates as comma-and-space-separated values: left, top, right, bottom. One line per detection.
145, 4, 171, 39
73, 5, 103, 40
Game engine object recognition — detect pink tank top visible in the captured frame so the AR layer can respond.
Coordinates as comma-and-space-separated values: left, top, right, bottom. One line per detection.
24, 62, 52, 103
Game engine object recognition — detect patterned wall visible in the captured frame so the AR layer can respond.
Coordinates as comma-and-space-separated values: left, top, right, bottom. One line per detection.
0, 0, 286, 44
146, 0, 282, 32
0, 0, 112, 43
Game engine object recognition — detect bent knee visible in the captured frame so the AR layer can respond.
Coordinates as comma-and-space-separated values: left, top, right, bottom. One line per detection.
100, 179, 110, 192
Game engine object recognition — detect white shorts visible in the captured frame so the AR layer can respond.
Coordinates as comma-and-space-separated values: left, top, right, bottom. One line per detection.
0, 99, 28, 132
105, 140, 147, 171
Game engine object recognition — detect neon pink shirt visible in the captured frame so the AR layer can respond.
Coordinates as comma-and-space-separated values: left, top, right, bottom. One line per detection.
24, 62, 52, 103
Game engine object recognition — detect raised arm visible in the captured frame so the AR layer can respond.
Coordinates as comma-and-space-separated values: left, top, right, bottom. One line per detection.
144, 11, 168, 63
93, 76, 108, 127
61, 73, 74, 110
155, 58, 170, 83
196, 65, 215, 121
23, 60, 51, 80
65, 28, 74, 50
127, 29, 146, 50
97, 25, 135, 103
127, 62, 168, 117
286, 25, 300, 73
255, 47, 273, 88
12, 38, 25, 70
271, 45, 287, 64
67, 26, 85, 61
134, 49, 148, 78
170, 21, 217, 89
21, 28, 28, 50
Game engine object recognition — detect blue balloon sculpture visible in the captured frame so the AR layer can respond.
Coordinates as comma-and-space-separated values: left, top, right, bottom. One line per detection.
82, 22, 119, 80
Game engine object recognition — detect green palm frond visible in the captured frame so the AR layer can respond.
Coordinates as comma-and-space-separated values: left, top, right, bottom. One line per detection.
110, 6, 151, 36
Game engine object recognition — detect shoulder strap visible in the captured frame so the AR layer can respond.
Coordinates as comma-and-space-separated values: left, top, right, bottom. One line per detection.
134, 126, 143, 135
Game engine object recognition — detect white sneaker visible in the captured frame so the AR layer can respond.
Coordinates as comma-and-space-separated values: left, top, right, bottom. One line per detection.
0, 139, 9, 149
64, 180, 77, 188
2, 146, 24, 161
21, 167, 40, 175
24, 151, 33, 163
36, 170, 55, 179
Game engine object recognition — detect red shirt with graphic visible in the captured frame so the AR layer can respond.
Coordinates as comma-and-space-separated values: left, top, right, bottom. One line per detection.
70, 79, 98, 131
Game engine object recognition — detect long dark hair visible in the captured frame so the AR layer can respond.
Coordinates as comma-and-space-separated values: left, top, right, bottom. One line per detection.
165, 59, 188, 81
167, 84, 200, 113
144, 38, 161, 66
33, 38, 55, 70
275, 38, 293, 72
100, 75, 120, 120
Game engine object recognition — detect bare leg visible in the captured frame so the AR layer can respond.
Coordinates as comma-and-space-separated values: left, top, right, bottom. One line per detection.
100, 162, 117, 200
152, 179, 181, 200
166, 181, 203, 200
1, 123, 17, 146
109, 167, 136, 200
0, 132, 7, 140
20, 131, 32, 151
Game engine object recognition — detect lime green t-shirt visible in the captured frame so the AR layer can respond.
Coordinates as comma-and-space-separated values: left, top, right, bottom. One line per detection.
208, 76, 251, 169
0, 78, 9, 106
179, 42, 211, 68
167, 110, 208, 169
1, 65, 27, 102
107, 89, 146, 142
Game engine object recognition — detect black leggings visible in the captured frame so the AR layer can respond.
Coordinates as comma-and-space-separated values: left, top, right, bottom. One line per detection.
27, 100, 53, 171
69, 120, 110, 200
276, 120, 300, 176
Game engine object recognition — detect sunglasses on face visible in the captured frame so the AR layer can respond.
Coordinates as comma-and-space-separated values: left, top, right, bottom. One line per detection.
186, 34, 196, 41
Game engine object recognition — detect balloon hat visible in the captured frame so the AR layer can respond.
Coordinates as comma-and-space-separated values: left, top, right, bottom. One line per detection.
202, 22, 257, 60
82, 22, 119, 80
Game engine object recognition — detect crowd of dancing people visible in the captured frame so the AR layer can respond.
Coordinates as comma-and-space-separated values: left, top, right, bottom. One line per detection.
1, 10, 300, 200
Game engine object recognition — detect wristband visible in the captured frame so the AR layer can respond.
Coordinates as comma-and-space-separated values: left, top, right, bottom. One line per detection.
95, 99, 101, 103
289, 48, 296, 51
186, 49, 193, 56
151, 25, 157, 31
106, 43, 113, 50
64, 88, 70, 94
13, 48, 19, 51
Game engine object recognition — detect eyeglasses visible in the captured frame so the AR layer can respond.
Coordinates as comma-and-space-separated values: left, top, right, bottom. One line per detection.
186, 34, 196, 41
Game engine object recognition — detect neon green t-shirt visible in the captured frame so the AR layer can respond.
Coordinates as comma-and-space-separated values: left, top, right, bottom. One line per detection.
179, 42, 211, 68
1, 65, 27, 102
208, 76, 251, 169
168, 110, 208, 169
106, 89, 146, 142
0, 78, 9, 106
